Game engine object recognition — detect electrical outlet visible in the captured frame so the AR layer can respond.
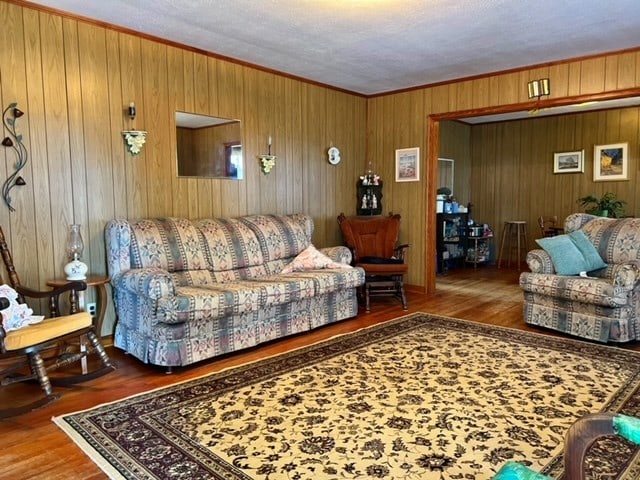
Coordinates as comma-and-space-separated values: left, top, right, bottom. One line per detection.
86, 302, 97, 318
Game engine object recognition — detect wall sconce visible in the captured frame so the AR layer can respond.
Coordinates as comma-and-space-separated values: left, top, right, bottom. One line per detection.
121, 101, 147, 156
2, 103, 28, 212
258, 135, 276, 174
527, 78, 550, 99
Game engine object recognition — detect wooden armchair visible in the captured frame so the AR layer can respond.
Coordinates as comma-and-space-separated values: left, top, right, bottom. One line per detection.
0, 226, 114, 418
337, 213, 409, 312
537, 215, 562, 237
493, 413, 640, 479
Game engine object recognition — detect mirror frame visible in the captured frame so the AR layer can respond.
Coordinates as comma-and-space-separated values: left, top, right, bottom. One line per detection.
438, 157, 454, 195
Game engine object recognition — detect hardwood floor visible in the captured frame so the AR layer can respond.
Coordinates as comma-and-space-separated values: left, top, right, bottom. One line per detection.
1, 266, 637, 479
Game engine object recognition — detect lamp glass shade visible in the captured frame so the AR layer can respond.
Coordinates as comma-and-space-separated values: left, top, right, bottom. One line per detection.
64, 224, 87, 280
66, 224, 84, 260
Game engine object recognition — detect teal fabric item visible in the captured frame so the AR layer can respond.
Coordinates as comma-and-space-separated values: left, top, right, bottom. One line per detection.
567, 230, 607, 271
535, 230, 606, 275
493, 461, 552, 480
614, 414, 640, 445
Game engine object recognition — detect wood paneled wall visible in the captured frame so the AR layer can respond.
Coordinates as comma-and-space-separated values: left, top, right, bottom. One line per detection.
0, 1, 366, 335
469, 107, 640, 251
1, 0, 640, 335
367, 50, 640, 293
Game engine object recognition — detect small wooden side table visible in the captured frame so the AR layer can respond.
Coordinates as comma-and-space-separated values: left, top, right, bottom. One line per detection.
46, 275, 110, 338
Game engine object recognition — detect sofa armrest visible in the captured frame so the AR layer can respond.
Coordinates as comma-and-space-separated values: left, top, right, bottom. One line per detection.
319, 246, 353, 265
592, 263, 640, 290
105, 219, 133, 278
526, 249, 555, 274
114, 268, 176, 300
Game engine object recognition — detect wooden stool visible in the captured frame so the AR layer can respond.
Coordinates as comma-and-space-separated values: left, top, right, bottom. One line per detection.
497, 221, 528, 270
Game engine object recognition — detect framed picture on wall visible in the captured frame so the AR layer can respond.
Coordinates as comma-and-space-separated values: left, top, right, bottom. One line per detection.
395, 147, 420, 182
593, 143, 628, 181
553, 150, 584, 173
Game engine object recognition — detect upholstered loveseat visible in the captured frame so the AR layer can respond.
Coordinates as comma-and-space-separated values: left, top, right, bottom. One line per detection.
105, 213, 365, 368
519, 213, 640, 343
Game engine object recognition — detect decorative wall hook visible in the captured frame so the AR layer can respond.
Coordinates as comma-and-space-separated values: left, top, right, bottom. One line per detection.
258, 135, 276, 174
2, 103, 28, 212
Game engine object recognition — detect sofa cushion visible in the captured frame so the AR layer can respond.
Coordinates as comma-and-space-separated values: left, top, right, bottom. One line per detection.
240, 214, 311, 262
535, 230, 606, 275
288, 268, 366, 295
129, 218, 210, 272
197, 218, 264, 271
157, 276, 320, 323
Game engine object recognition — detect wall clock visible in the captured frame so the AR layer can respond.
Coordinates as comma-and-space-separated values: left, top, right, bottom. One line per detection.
328, 146, 341, 165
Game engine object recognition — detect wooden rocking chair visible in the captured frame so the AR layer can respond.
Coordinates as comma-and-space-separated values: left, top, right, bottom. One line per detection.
0, 226, 114, 418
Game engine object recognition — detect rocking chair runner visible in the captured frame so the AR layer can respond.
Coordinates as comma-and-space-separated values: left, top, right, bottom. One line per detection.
0, 226, 114, 418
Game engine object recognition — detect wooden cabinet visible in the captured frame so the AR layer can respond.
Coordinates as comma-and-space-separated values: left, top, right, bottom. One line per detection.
436, 213, 468, 274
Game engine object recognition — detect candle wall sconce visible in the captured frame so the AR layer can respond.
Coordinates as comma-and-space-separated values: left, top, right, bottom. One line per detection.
2, 103, 27, 212
258, 135, 276, 174
121, 101, 147, 156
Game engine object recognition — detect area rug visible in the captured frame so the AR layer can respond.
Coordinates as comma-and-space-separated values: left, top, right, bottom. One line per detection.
54, 313, 640, 480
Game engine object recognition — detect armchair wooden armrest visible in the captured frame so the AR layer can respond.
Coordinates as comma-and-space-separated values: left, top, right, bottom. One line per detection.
394, 243, 410, 261
14, 280, 87, 317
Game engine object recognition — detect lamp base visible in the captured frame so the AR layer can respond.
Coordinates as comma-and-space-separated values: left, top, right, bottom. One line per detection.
64, 259, 88, 281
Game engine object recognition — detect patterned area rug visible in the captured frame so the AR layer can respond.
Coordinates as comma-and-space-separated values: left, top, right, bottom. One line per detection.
54, 313, 640, 480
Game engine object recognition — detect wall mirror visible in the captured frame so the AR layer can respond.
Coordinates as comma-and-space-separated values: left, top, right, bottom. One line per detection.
438, 158, 454, 194
176, 112, 243, 179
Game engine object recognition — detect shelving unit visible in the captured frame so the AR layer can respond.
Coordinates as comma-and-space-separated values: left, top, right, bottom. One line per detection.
436, 213, 468, 274
357, 181, 383, 216
466, 234, 493, 268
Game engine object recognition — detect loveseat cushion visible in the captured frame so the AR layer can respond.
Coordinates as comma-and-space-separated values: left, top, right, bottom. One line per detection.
519, 273, 629, 307
569, 215, 640, 265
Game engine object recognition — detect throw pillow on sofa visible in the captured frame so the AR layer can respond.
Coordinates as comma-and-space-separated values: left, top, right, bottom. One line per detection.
281, 244, 353, 273
535, 230, 606, 275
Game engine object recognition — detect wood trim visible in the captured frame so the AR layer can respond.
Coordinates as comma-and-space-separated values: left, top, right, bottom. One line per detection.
369, 47, 640, 99
425, 117, 439, 294
430, 87, 640, 122
9, 0, 639, 101
6, 0, 367, 98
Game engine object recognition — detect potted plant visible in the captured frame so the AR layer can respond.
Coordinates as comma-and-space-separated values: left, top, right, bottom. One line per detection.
577, 192, 626, 218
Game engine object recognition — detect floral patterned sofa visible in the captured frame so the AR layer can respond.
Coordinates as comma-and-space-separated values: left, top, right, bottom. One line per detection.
105, 213, 365, 368
519, 213, 640, 343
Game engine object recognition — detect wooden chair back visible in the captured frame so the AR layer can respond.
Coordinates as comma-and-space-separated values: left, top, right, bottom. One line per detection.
337, 213, 402, 261
538, 215, 559, 237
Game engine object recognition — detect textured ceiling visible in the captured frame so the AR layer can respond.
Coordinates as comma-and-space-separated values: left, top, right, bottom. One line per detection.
24, 0, 640, 95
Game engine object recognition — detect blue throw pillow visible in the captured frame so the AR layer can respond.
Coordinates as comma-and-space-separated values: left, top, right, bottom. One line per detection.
535, 230, 606, 275
568, 230, 607, 271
